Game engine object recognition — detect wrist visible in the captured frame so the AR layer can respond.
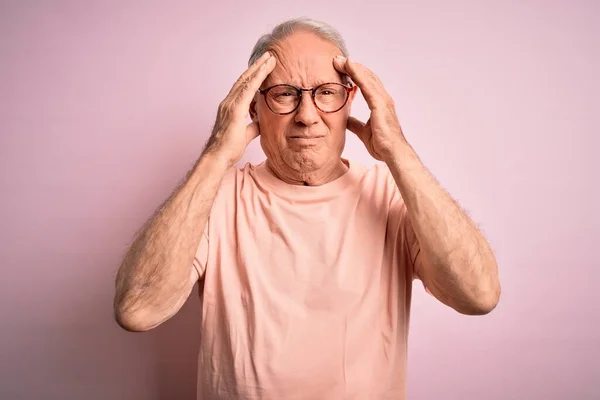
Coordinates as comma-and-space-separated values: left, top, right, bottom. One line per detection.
383, 139, 418, 167
201, 142, 237, 170
185, 150, 232, 191
202, 149, 234, 173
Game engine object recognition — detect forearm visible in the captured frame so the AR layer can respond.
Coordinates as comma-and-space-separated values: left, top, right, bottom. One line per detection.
384, 141, 500, 314
114, 151, 230, 331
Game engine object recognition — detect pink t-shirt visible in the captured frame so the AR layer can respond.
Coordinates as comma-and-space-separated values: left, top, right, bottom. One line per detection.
192, 158, 421, 400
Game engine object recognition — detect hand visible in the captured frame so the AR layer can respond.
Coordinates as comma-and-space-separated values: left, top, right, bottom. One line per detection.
204, 51, 276, 167
333, 56, 405, 162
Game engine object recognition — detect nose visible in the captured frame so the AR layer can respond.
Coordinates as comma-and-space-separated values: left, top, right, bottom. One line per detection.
294, 93, 320, 126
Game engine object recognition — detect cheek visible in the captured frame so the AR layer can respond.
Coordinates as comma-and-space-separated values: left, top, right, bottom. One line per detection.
258, 109, 291, 147
325, 114, 348, 137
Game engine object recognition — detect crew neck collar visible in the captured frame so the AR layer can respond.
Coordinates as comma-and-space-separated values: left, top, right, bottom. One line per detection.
252, 158, 363, 201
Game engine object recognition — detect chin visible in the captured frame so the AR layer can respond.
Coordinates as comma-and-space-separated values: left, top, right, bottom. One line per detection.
285, 148, 343, 173
281, 151, 322, 172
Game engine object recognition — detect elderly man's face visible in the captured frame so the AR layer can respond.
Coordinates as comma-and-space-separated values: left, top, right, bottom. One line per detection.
251, 31, 357, 175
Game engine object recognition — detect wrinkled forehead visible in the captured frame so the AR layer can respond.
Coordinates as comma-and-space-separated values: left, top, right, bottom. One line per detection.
264, 32, 346, 88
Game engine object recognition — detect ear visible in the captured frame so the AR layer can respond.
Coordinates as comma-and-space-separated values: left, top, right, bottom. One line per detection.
249, 97, 258, 122
346, 85, 359, 113
348, 84, 358, 102
248, 91, 258, 122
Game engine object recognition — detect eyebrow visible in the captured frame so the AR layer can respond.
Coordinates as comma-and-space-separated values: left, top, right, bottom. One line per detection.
269, 78, 346, 88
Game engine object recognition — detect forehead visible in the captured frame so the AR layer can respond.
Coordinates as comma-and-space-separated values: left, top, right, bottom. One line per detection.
265, 30, 345, 87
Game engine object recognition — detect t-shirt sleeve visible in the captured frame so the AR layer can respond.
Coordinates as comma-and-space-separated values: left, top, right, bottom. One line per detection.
383, 164, 427, 290
401, 209, 425, 281
399, 207, 433, 295
189, 164, 237, 281
192, 222, 209, 280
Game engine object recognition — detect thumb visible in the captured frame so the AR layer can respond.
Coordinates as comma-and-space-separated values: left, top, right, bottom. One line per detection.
245, 121, 260, 144
333, 55, 349, 74
347, 116, 366, 141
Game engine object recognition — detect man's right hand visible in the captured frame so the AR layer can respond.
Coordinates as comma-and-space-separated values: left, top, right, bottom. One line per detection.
204, 51, 276, 167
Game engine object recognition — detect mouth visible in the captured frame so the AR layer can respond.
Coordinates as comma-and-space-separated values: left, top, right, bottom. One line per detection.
287, 135, 325, 147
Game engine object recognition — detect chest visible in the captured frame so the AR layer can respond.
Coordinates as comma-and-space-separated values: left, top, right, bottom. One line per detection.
207, 197, 394, 311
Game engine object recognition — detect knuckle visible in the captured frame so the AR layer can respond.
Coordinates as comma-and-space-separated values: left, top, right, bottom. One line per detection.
236, 73, 249, 86
217, 102, 233, 119
218, 98, 243, 119
239, 74, 250, 84
217, 101, 228, 114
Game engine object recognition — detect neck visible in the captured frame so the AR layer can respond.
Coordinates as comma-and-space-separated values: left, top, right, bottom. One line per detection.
265, 158, 349, 186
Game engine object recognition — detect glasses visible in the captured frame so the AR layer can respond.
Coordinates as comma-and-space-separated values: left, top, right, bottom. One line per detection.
258, 82, 353, 115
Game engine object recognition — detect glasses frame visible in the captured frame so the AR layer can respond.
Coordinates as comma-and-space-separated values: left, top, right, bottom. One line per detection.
258, 82, 354, 115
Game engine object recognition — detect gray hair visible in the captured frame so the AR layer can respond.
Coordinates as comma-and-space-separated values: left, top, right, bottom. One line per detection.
248, 17, 350, 67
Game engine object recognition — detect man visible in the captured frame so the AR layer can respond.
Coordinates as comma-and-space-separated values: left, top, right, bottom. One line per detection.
114, 17, 501, 399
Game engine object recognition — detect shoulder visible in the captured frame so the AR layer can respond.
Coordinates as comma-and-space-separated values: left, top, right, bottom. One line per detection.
361, 161, 395, 182
211, 161, 263, 198
353, 160, 400, 197
213, 161, 260, 186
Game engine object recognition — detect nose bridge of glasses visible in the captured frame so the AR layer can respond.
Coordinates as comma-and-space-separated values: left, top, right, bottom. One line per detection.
297, 90, 318, 110
296, 87, 316, 98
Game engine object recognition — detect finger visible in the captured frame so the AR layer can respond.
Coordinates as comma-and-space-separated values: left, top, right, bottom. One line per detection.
235, 55, 276, 107
333, 56, 377, 91
333, 55, 350, 75
223, 55, 276, 120
333, 56, 387, 110
347, 116, 367, 141
229, 52, 273, 99
232, 51, 273, 91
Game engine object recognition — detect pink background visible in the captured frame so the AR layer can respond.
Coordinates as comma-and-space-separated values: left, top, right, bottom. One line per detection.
1, 1, 598, 399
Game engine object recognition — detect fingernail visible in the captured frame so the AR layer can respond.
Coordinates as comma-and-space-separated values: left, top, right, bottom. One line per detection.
335, 55, 346, 62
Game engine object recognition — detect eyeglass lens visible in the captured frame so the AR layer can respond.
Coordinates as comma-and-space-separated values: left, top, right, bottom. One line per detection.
265, 83, 348, 113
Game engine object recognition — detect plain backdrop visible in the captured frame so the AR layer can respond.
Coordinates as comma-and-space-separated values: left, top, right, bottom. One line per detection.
1, 1, 598, 399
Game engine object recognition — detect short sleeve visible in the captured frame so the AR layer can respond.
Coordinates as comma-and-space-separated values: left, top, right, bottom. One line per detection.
384, 165, 426, 291
399, 209, 434, 294
192, 223, 209, 279
401, 210, 422, 279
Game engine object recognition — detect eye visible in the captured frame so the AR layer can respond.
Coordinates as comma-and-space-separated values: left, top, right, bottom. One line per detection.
269, 86, 298, 99
316, 84, 343, 96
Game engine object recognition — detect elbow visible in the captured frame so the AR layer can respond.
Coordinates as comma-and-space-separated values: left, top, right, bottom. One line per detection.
460, 295, 499, 315
113, 301, 161, 333
114, 311, 154, 333
459, 255, 501, 315
459, 279, 501, 316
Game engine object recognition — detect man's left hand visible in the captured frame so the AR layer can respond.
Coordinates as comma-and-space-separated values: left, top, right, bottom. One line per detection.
333, 55, 406, 162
